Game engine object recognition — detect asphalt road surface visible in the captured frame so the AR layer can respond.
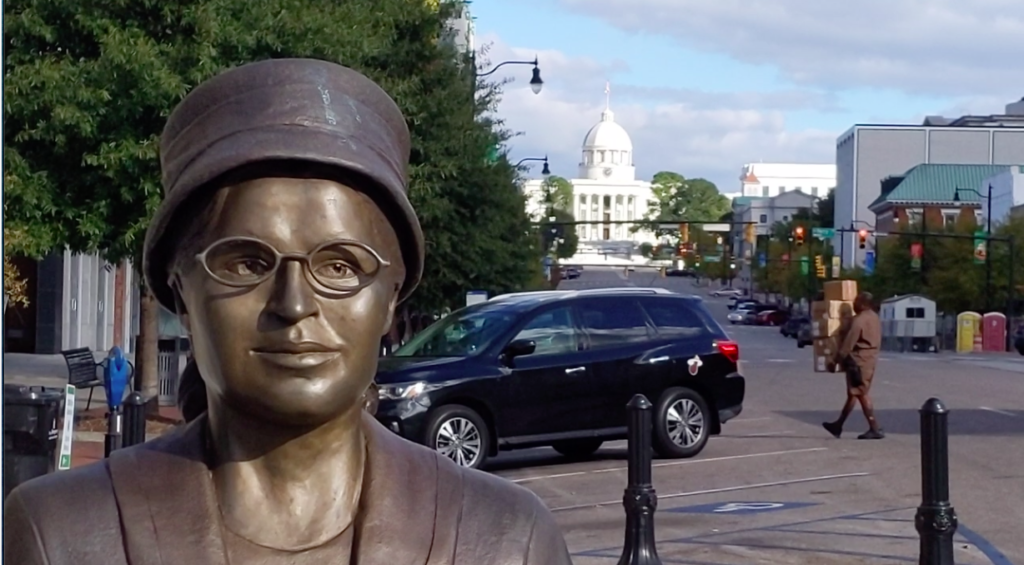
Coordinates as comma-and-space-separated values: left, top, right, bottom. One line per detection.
488, 266, 1023, 565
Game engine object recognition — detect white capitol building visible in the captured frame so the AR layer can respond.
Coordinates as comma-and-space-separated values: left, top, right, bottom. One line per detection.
522, 95, 659, 265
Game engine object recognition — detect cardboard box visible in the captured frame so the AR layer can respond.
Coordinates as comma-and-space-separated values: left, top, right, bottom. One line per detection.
812, 316, 846, 338
813, 354, 838, 373
824, 280, 858, 301
813, 337, 841, 372
811, 300, 855, 322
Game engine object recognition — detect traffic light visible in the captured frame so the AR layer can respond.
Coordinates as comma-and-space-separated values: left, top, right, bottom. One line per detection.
858, 229, 868, 249
815, 255, 826, 278
794, 226, 805, 246
679, 223, 689, 242
744, 223, 756, 244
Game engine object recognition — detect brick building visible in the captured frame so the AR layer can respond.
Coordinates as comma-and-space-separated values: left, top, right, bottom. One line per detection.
867, 164, 1009, 233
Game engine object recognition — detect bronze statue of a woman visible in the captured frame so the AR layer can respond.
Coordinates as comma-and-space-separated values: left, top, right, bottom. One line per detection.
4, 58, 573, 565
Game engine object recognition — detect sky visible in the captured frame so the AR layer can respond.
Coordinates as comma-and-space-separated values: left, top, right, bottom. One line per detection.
470, 0, 1024, 194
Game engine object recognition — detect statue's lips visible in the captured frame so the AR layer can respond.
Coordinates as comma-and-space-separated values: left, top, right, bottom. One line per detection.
251, 342, 341, 369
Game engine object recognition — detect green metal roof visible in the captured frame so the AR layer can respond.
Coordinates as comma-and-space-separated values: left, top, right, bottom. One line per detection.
732, 196, 755, 208
868, 164, 1012, 210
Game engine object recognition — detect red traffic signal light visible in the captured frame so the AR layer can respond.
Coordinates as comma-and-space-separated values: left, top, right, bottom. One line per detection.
794, 226, 805, 246
858, 229, 868, 249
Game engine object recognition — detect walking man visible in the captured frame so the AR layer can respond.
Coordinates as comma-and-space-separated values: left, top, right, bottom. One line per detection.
823, 292, 884, 439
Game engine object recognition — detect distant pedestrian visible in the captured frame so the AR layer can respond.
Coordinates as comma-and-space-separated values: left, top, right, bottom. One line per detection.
822, 292, 884, 440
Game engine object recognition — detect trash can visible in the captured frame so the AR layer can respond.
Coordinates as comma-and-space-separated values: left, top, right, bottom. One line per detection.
3, 384, 64, 500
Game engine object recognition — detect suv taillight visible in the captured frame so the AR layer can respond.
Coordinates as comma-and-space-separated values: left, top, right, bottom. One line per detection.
716, 340, 739, 363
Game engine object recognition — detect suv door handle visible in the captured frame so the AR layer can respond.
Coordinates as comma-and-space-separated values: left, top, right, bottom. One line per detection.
565, 366, 586, 374
648, 356, 670, 364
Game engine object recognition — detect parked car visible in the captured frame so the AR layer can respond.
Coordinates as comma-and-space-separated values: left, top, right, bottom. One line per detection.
666, 268, 695, 277
374, 288, 746, 469
780, 316, 807, 338
709, 287, 743, 298
796, 319, 813, 348
741, 304, 776, 325
727, 305, 754, 324
728, 297, 758, 311
756, 310, 790, 327
562, 267, 581, 279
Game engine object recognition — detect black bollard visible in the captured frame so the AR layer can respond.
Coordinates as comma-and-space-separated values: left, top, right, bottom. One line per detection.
914, 398, 958, 565
122, 392, 147, 448
616, 394, 662, 565
104, 408, 122, 458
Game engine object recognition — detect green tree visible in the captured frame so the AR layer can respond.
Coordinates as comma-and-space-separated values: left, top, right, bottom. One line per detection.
538, 175, 574, 213
538, 208, 579, 259
640, 172, 731, 236
4, 0, 538, 400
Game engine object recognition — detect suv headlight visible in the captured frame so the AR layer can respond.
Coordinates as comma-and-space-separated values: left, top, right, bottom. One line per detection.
378, 381, 432, 400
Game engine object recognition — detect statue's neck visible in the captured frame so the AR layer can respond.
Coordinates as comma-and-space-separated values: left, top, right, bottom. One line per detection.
206, 404, 366, 551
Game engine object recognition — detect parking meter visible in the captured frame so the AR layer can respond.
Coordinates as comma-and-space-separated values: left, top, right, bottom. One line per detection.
103, 346, 129, 457
103, 346, 130, 411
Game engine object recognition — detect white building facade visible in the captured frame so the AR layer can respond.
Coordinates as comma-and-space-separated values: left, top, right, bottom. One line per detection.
980, 165, 1024, 228
523, 103, 658, 264
739, 163, 836, 199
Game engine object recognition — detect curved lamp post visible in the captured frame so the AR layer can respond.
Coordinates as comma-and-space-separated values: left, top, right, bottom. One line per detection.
515, 156, 550, 176
478, 56, 544, 94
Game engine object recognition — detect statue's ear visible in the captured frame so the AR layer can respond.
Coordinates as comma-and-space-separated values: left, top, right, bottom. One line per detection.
381, 282, 400, 337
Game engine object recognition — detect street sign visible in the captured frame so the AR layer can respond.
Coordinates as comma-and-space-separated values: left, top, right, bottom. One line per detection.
811, 227, 835, 240
973, 231, 987, 264
864, 251, 876, 275
704, 255, 721, 263
758, 252, 766, 268
667, 501, 819, 515
800, 256, 809, 275
701, 223, 730, 233
57, 385, 77, 471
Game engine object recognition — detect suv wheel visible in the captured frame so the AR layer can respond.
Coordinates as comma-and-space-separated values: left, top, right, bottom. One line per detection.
552, 438, 603, 459
425, 405, 490, 470
653, 388, 710, 459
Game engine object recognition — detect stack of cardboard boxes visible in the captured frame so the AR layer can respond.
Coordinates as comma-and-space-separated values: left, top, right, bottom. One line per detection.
811, 280, 858, 372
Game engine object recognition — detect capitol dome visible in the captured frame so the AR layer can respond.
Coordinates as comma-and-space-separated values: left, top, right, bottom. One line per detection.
582, 109, 633, 152
579, 105, 635, 181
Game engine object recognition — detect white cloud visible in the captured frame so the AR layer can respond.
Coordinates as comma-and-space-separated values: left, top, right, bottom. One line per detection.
555, 0, 1024, 100
479, 34, 838, 192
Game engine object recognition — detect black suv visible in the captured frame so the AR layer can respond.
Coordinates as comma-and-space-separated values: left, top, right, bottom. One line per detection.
373, 288, 745, 469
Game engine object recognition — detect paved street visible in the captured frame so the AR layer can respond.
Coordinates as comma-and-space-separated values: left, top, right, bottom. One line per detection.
488, 267, 1023, 564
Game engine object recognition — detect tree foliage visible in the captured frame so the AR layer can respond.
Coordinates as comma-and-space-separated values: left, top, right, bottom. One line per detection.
539, 208, 579, 259
3, 0, 540, 315
538, 175, 574, 213
641, 172, 730, 234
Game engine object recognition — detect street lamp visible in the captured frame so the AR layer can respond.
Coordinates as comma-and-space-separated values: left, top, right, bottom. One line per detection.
955, 185, 995, 308
478, 56, 544, 94
515, 156, 550, 176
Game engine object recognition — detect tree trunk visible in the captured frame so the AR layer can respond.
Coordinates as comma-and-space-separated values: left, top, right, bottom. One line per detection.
136, 285, 161, 414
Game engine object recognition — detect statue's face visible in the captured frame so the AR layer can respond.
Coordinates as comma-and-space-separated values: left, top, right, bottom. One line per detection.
175, 178, 402, 425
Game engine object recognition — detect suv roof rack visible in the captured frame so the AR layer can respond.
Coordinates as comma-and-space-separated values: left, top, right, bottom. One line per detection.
572, 287, 674, 296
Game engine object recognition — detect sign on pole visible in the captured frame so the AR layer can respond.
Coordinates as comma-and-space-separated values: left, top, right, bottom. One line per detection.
973, 231, 987, 264
57, 385, 77, 471
758, 252, 766, 268
864, 251, 876, 275
910, 243, 923, 271
811, 227, 835, 240
800, 256, 809, 275
831, 256, 841, 278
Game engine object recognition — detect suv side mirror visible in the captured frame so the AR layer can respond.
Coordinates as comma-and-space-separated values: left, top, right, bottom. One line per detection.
502, 339, 536, 365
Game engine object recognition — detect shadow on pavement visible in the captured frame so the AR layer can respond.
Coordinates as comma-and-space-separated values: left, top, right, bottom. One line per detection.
777, 408, 1024, 437
485, 446, 629, 472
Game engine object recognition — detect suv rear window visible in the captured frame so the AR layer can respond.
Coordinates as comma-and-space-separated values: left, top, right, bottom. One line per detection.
640, 298, 713, 338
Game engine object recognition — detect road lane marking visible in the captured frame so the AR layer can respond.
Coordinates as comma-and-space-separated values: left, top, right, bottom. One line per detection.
980, 406, 1016, 417
507, 447, 827, 484
729, 417, 772, 423
726, 431, 795, 438
548, 472, 870, 512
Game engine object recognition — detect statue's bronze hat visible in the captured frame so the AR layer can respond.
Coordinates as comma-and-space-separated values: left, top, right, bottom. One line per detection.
143, 58, 424, 310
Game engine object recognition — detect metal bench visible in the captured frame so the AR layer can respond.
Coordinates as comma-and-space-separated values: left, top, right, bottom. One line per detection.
60, 348, 135, 411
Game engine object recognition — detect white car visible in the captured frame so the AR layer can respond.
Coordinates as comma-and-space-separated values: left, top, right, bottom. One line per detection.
710, 288, 743, 298
727, 307, 752, 324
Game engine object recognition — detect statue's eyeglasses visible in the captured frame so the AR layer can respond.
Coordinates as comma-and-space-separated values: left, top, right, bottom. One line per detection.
191, 236, 391, 293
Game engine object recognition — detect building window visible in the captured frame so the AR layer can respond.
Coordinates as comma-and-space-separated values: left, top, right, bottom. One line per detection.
943, 213, 957, 228
905, 209, 923, 225
762, 186, 769, 197
759, 214, 768, 224
782, 215, 789, 222
906, 307, 926, 319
